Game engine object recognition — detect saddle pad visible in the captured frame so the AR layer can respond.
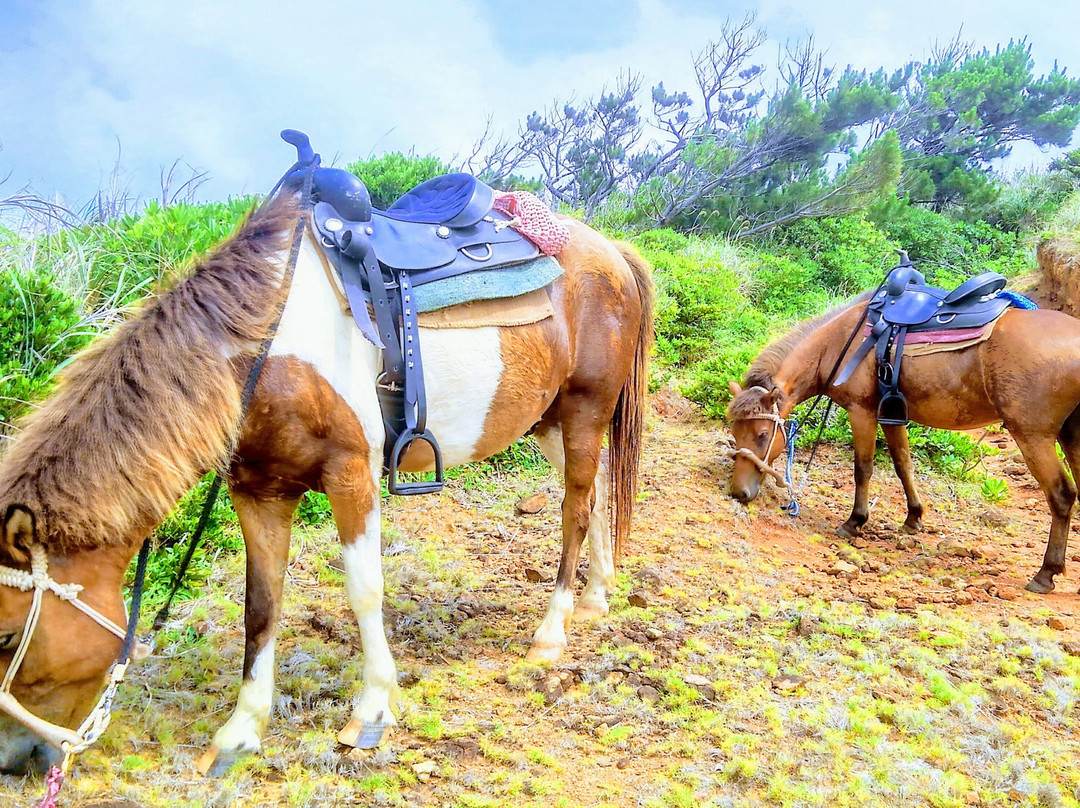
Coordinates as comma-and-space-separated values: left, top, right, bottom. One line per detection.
418, 287, 554, 329
412, 255, 563, 313
860, 318, 1000, 358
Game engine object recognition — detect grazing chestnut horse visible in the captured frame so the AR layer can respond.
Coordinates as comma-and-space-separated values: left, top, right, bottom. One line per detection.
0, 191, 653, 774
727, 297, 1080, 596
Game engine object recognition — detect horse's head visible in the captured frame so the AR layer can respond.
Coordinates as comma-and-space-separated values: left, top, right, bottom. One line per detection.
726, 381, 789, 503
0, 505, 130, 774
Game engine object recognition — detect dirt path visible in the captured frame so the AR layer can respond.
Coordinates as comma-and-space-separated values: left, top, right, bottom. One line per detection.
5, 393, 1080, 807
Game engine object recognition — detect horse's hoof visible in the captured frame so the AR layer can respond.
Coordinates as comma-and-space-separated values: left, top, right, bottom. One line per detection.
337, 717, 391, 749
573, 601, 608, 621
835, 523, 859, 539
901, 522, 922, 535
1025, 578, 1054, 595
525, 643, 564, 664
196, 746, 241, 778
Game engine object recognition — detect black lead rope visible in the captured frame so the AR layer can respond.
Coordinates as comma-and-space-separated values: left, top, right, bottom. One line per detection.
151, 158, 319, 633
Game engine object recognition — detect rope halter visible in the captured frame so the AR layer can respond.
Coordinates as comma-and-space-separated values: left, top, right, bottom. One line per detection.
723, 401, 801, 515
0, 543, 130, 765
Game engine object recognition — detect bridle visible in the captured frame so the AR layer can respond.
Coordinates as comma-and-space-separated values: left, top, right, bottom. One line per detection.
726, 400, 801, 515
0, 542, 145, 760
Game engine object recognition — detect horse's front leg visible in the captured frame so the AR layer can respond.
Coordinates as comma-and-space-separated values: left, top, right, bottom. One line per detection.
325, 455, 400, 748
528, 418, 604, 663
881, 423, 924, 533
199, 492, 299, 777
837, 407, 878, 538
1011, 431, 1076, 594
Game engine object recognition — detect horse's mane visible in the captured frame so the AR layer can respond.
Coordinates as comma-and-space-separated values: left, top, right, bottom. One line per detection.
0, 193, 300, 554
742, 291, 872, 392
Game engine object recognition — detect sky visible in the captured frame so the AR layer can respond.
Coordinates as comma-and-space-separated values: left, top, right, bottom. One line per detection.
1, 0, 1078, 208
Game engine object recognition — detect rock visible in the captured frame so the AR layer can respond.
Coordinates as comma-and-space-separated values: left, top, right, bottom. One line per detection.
644, 627, 663, 641
537, 671, 574, 702
524, 567, 552, 583
683, 673, 717, 701
627, 591, 650, 608
896, 536, 918, 550
795, 615, 822, 637
977, 507, 1009, 527
868, 597, 890, 610
633, 566, 663, 585
936, 537, 973, 558
896, 598, 916, 610
996, 586, 1021, 601
515, 492, 548, 514
611, 635, 632, 648
826, 560, 859, 580
595, 756, 614, 767
771, 675, 808, 693
794, 584, 814, 597
953, 591, 974, 606
1062, 641, 1080, 656
412, 760, 438, 781
1048, 616, 1067, 631
1004, 464, 1027, 478
616, 757, 631, 770
398, 670, 421, 688
637, 685, 660, 702
963, 790, 980, 805
443, 738, 480, 761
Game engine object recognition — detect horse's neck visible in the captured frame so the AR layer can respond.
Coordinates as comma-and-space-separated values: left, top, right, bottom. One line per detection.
774, 307, 859, 410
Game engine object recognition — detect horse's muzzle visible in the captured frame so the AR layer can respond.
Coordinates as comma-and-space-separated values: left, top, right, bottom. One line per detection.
0, 717, 62, 774
730, 477, 760, 504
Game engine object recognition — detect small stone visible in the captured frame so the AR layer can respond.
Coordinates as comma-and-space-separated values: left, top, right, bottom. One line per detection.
868, 597, 889, 610
1004, 464, 1027, 477
595, 755, 614, 767
644, 627, 663, 641
771, 675, 808, 693
936, 537, 973, 558
996, 586, 1021, 601
794, 584, 814, 597
683, 673, 717, 701
963, 790, 980, 805
827, 560, 859, 580
1048, 616, 1067, 631
412, 760, 438, 781
977, 508, 1008, 527
515, 492, 548, 514
627, 591, 649, 608
896, 536, 917, 550
616, 757, 631, 770
1062, 641, 1080, 656
637, 685, 660, 702
537, 671, 574, 702
896, 598, 916, 610
524, 567, 552, 583
795, 615, 822, 637
953, 591, 974, 606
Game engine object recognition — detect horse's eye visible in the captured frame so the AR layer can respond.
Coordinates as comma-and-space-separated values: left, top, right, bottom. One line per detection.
0, 632, 20, 651
758, 430, 769, 442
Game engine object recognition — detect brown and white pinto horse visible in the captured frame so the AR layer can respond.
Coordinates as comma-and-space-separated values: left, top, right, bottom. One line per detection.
726, 297, 1080, 599
0, 192, 653, 774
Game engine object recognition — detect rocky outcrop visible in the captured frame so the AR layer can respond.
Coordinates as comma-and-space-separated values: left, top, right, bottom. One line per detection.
1036, 239, 1080, 316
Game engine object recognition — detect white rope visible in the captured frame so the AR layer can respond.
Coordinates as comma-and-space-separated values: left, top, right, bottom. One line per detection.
722, 404, 793, 496
0, 542, 133, 761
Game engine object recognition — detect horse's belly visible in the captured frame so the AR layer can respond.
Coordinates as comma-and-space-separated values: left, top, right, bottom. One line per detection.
405, 326, 505, 469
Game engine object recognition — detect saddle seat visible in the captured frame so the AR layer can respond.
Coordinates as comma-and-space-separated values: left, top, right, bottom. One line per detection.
836, 253, 1023, 427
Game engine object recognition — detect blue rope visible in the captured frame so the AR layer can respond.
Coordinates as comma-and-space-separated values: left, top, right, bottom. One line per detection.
780, 417, 800, 517
998, 290, 1038, 310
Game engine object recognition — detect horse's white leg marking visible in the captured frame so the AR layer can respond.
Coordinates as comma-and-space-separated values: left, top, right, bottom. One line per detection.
338, 507, 399, 746
209, 644, 275, 755
527, 428, 614, 662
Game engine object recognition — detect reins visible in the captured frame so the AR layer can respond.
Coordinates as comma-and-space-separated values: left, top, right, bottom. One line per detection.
4, 154, 320, 806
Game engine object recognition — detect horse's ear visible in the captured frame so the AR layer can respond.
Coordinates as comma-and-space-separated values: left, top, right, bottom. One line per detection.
2, 505, 35, 564
728, 381, 743, 397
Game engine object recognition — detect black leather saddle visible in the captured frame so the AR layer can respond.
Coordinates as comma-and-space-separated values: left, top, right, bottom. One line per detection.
835, 251, 1013, 425
278, 130, 540, 494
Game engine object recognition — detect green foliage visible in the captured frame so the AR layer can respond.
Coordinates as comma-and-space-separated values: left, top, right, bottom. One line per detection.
296, 491, 333, 526
907, 426, 992, 478
39, 197, 256, 305
774, 214, 899, 294
981, 476, 1009, 503
346, 152, 451, 210
0, 265, 89, 428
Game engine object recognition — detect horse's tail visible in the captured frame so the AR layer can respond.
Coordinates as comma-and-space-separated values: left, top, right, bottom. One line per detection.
609, 242, 654, 561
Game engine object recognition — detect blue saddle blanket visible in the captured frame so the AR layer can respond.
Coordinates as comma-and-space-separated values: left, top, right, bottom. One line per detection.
412, 255, 563, 313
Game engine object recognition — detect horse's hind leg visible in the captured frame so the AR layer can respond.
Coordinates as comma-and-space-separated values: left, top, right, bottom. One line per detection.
1011, 431, 1076, 594
324, 454, 400, 748
527, 414, 608, 663
1059, 408, 1080, 593
199, 492, 300, 776
534, 425, 615, 621
881, 424, 924, 533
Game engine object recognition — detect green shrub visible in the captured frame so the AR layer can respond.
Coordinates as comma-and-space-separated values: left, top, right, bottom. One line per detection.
0, 265, 89, 428
773, 215, 898, 294
347, 152, 451, 210
746, 253, 829, 317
